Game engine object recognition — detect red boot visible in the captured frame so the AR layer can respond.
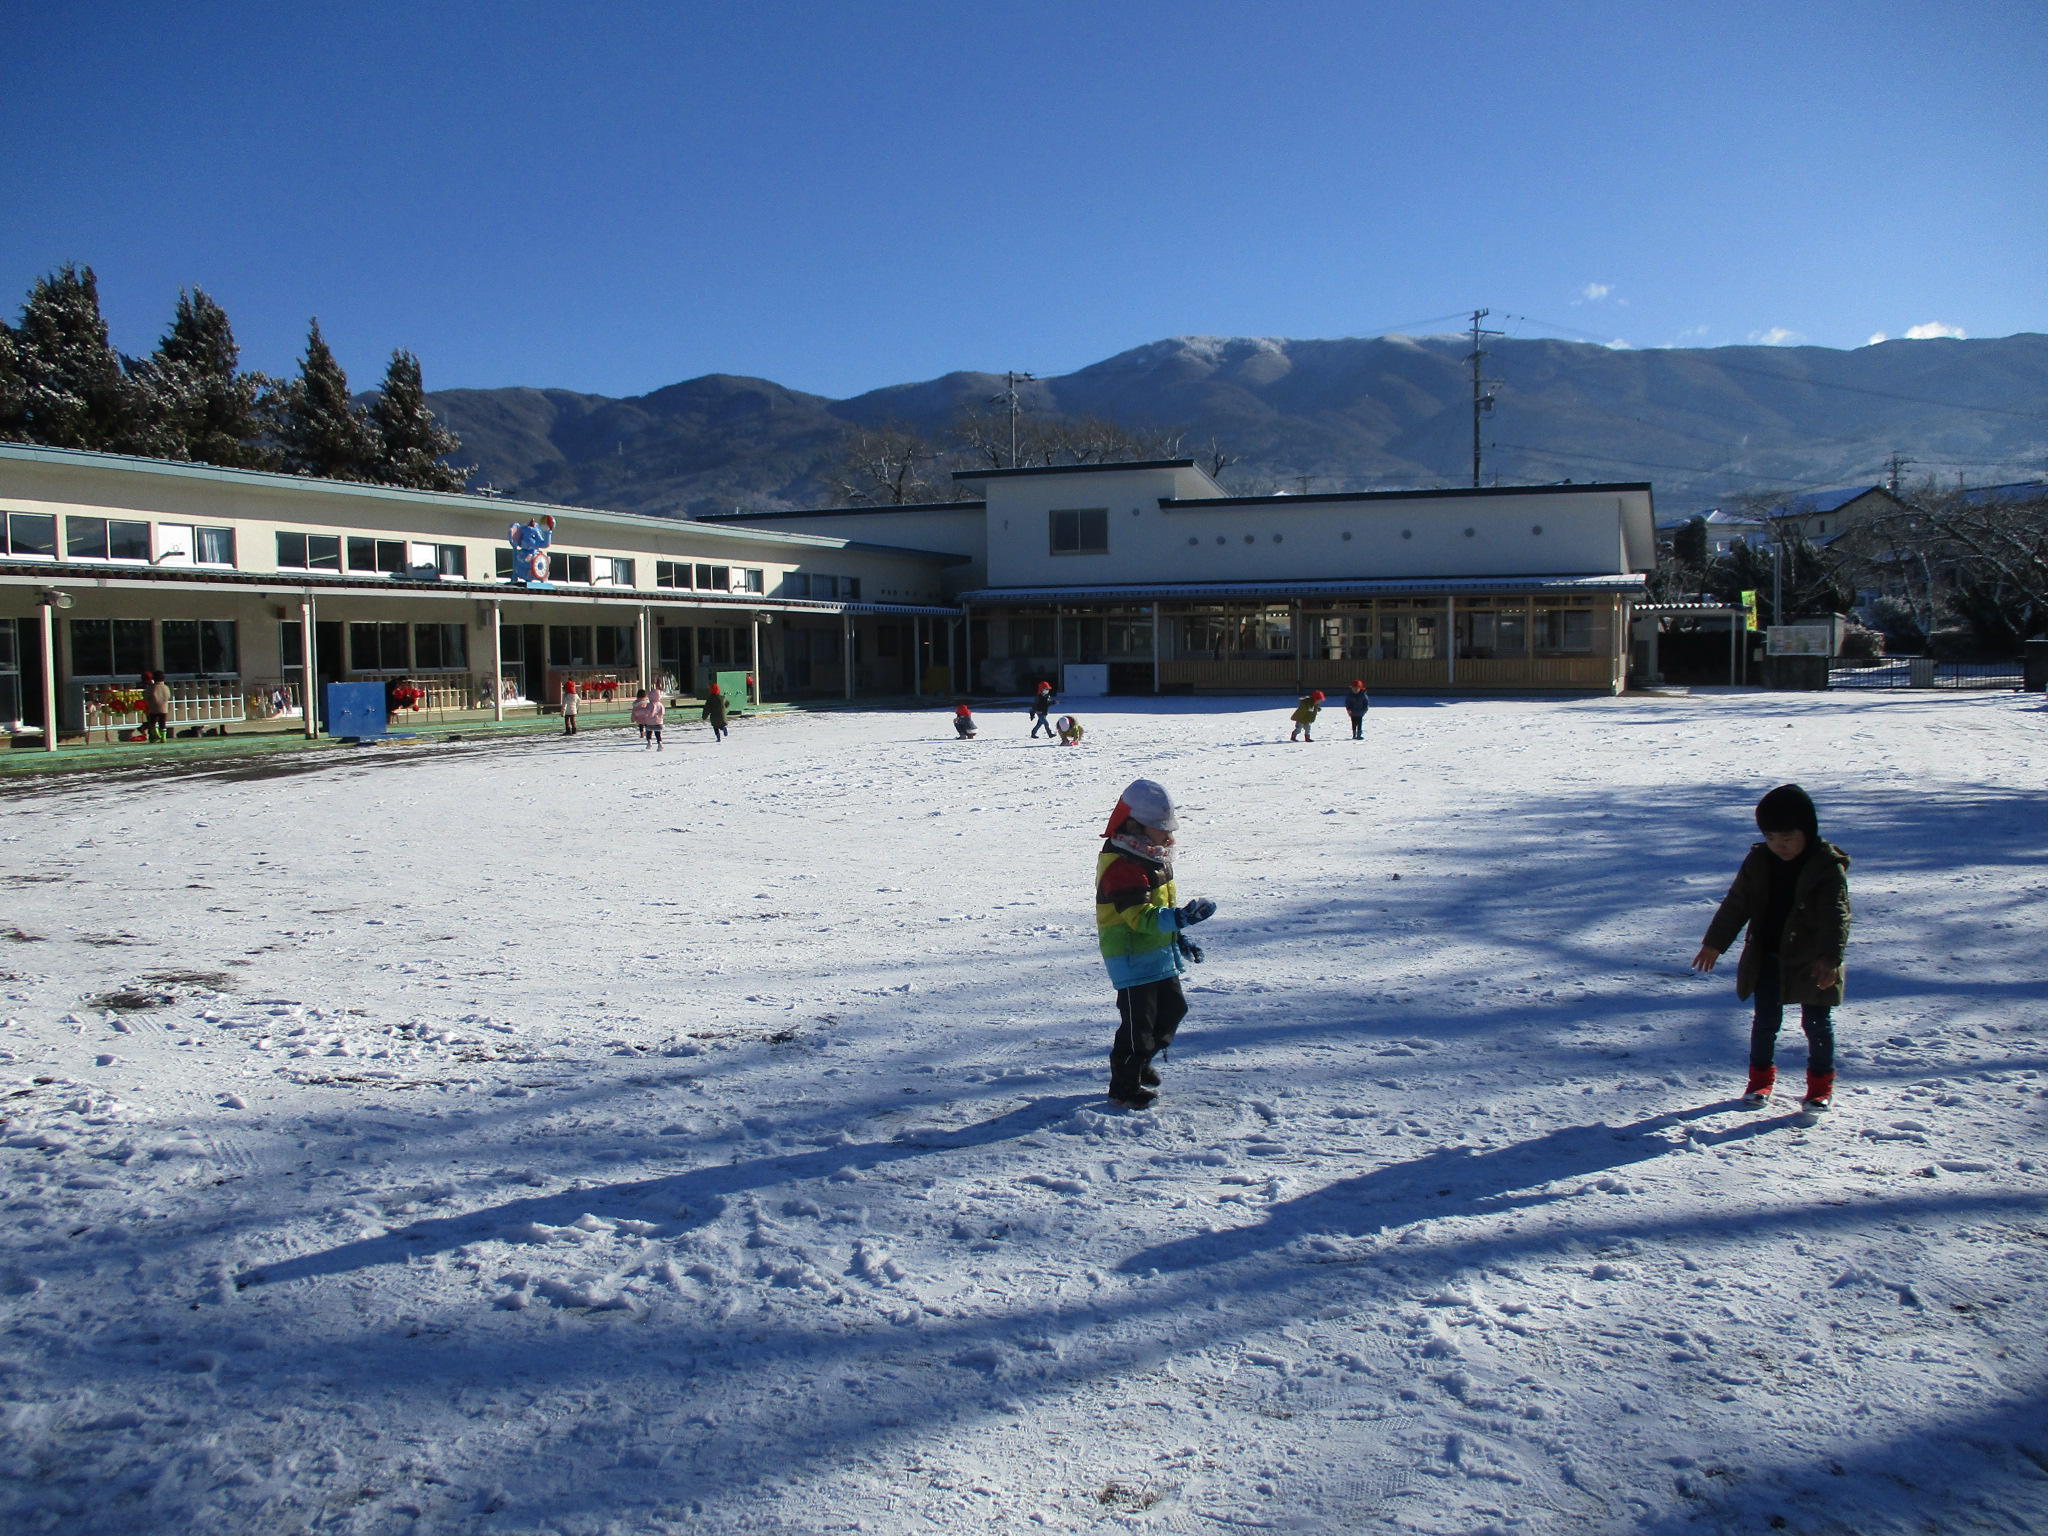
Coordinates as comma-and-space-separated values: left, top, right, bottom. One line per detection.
1803, 1071, 1835, 1112
1743, 1066, 1776, 1106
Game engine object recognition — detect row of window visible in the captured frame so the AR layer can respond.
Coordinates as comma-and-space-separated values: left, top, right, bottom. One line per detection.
71, 618, 238, 679
277, 533, 468, 577
3, 511, 236, 565
278, 621, 472, 674
656, 560, 766, 594
783, 572, 861, 600
5, 510, 844, 598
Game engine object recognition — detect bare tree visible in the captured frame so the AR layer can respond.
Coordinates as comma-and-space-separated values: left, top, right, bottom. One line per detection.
828, 422, 950, 505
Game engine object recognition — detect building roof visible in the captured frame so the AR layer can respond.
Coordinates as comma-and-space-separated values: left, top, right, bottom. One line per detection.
700, 501, 984, 522
1772, 485, 1894, 516
0, 558, 960, 616
0, 443, 961, 563
1158, 481, 1653, 511
951, 458, 1198, 482
959, 573, 1645, 605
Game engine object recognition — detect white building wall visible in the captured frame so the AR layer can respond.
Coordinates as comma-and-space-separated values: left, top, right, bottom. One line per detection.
983, 481, 1652, 589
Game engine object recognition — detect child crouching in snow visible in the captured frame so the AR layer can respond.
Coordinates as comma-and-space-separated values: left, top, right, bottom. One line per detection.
1057, 714, 1084, 746
1289, 690, 1324, 742
1096, 779, 1216, 1109
1692, 783, 1851, 1112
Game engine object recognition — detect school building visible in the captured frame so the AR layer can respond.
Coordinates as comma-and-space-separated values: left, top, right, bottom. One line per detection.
709, 460, 1658, 696
0, 443, 965, 742
2, 447, 1656, 742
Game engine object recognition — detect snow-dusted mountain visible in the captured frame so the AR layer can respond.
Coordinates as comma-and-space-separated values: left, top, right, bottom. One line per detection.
428, 332, 2048, 518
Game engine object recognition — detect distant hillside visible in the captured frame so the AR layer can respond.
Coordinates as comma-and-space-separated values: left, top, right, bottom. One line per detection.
428, 333, 2048, 519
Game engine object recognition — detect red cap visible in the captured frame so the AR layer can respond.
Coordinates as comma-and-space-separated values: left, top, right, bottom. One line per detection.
1351, 680, 1364, 690
1311, 690, 1326, 702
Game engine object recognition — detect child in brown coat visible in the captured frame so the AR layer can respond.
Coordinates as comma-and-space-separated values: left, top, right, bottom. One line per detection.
1692, 783, 1852, 1112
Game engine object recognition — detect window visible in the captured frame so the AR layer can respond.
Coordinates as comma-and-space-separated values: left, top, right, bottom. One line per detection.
278, 532, 342, 570
195, 526, 235, 566
432, 543, 467, 578
552, 552, 593, 583
594, 626, 636, 666
413, 623, 468, 669
3, 511, 57, 558
784, 573, 811, 598
656, 560, 690, 589
548, 626, 594, 666
348, 537, 407, 574
741, 567, 764, 593
1049, 507, 1108, 555
694, 563, 729, 591
161, 620, 238, 676
150, 523, 235, 568
1534, 603, 1596, 656
594, 556, 635, 586
280, 621, 303, 671
65, 516, 151, 561
70, 618, 153, 678
495, 549, 516, 580
349, 621, 410, 671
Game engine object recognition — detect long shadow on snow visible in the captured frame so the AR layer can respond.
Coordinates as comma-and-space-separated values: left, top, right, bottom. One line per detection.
139, 1183, 2048, 1533
242, 1091, 1099, 1288
1118, 1102, 1801, 1275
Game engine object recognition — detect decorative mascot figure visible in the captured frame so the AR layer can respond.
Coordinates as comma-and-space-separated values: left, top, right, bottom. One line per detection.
508, 516, 557, 586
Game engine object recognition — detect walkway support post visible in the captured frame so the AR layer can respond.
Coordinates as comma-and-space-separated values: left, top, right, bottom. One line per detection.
491, 601, 505, 722
1446, 595, 1457, 689
301, 595, 319, 739
843, 612, 854, 701
1152, 601, 1162, 694
38, 596, 58, 753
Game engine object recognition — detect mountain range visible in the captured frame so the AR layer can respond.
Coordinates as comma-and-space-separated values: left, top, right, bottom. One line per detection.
424, 332, 2048, 520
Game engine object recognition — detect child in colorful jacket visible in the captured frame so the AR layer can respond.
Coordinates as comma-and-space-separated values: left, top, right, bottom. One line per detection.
1096, 778, 1217, 1108
631, 688, 665, 750
1057, 714, 1084, 747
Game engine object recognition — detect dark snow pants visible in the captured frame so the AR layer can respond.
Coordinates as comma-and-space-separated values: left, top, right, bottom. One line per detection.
1110, 977, 1187, 1095
1748, 953, 1835, 1074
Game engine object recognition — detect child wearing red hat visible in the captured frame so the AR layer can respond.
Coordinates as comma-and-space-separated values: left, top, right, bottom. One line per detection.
1289, 690, 1324, 742
952, 702, 977, 739
1343, 681, 1370, 739
1029, 681, 1057, 738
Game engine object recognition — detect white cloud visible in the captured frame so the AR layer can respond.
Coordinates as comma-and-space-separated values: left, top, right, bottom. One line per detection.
1904, 321, 1966, 340
1749, 327, 1805, 346
1577, 282, 1612, 303
1605, 338, 1633, 350
1866, 332, 1889, 345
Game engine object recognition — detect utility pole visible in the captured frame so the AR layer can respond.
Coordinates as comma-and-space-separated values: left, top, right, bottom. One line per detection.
1884, 452, 1915, 493
1467, 309, 1502, 488
991, 371, 1036, 467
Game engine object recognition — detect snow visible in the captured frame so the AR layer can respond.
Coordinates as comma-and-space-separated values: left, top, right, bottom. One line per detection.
2, 691, 2045, 1535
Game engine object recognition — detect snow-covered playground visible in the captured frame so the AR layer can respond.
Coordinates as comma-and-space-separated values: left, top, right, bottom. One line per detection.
2, 691, 2044, 1535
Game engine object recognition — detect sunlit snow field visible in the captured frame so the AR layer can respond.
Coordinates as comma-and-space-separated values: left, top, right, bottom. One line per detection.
2, 691, 2044, 1535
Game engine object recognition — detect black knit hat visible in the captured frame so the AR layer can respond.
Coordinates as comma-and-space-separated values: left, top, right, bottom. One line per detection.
1755, 783, 1819, 839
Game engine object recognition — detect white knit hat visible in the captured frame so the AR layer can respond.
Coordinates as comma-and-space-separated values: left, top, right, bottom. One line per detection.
1103, 777, 1178, 836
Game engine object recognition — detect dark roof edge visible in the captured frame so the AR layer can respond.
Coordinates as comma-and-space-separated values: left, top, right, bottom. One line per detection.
952, 459, 1196, 482
702, 502, 983, 521
1159, 481, 1653, 509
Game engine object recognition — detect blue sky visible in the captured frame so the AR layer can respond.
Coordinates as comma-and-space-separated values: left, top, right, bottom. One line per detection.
5, 0, 2043, 400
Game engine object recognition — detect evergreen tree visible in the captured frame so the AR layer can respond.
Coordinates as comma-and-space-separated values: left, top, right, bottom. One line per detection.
275, 319, 379, 481
144, 288, 277, 470
0, 322, 28, 442
368, 349, 467, 491
13, 264, 140, 450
